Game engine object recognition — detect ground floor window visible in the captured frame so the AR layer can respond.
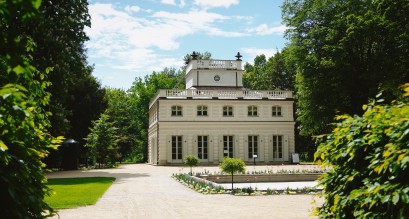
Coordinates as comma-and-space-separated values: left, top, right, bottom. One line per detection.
248, 135, 258, 159
223, 135, 234, 158
272, 135, 283, 159
172, 136, 182, 160
197, 136, 208, 159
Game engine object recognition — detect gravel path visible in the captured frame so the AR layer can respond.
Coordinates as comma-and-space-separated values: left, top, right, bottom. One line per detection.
46, 164, 323, 219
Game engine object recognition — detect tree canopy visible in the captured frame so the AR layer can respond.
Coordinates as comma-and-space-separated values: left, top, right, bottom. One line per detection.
282, 0, 409, 136
0, 0, 63, 217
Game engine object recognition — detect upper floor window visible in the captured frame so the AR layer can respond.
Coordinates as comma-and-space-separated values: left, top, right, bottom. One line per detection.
272, 106, 282, 116
248, 105, 258, 116
197, 105, 208, 116
223, 106, 233, 117
171, 105, 182, 116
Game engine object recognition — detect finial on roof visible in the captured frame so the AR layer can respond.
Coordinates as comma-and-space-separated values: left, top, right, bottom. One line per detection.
191, 51, 198, 60
235, 52, 242, 61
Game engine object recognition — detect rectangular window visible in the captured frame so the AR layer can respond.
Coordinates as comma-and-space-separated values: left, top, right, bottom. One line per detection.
172, 136, 182, 160
171, 106, 182, 116
198, 136, 208, 159
272, 135, 283, 159
223, 135, 234, 158
197, 105, 208, 116
223, 106, 233, 117
248, 135, 258, 159
248, 106, 258, 116
272, 106, 282, 116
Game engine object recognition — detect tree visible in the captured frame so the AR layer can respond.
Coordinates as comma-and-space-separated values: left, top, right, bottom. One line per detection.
128, 68, 185, 162
314, 84, 409, 218
0, 0, 63, 217
24, 0, 107, 168
184, 155, 199, 175
85, 114, 119, 167
219, 157, 246, 191
282, 0, 409, 136
243, 48, 296, 91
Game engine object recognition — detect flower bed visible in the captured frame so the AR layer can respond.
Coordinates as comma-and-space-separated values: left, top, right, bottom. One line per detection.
172, 173, 320, 196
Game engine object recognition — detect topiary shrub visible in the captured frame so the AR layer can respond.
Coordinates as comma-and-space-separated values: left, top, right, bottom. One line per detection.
219, 157, 246, 192
314, 84, 409, 218
184, 155, 199, 175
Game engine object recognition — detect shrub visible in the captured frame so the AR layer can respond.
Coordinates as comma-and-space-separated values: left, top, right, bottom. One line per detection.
315, 84, 409, 218
219, 157, 246, 191
184, 155, 199, 175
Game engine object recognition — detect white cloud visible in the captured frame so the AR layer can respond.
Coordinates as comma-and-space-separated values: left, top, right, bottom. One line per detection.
85, 3, 244, 77
125, 5, 141, 13
246, 24, 287, 36
160, 0, 176, 5
194, 0, 239, 8
240, 47, 278, 64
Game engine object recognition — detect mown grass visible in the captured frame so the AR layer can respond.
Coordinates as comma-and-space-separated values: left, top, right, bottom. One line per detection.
45, 177, 115, 209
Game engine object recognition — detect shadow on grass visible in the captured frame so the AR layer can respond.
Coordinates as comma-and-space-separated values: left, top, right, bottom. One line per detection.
47, 177, 115, 186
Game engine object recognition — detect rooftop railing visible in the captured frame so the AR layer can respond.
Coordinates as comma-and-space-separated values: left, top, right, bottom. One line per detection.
186, 59, 242, 73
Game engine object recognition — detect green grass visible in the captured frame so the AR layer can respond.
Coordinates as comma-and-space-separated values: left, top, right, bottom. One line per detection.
45, 177, 115, 209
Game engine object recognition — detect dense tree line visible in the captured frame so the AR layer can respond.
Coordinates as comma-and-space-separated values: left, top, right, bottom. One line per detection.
282, 0, 409, 136
0, 0, 63, 217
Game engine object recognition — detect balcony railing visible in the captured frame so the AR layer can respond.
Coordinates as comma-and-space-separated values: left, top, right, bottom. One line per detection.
149, 89, 292, 108
160, 89, 291, 99
186, 59, 242, 73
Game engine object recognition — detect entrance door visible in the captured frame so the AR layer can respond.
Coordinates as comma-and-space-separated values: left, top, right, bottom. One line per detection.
223, 135, 234, 158
272, 135, 283, 161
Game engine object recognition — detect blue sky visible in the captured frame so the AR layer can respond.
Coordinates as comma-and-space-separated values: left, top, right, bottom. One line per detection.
85, 0, 287, 89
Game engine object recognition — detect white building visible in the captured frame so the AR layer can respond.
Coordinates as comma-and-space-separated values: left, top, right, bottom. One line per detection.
148, 52, 295, 165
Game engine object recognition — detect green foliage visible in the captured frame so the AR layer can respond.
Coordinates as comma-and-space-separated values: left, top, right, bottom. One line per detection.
219, 157, 246, 191
45, 177, 115, 209
184, 155, 199, 175
128, 68, 185, 162
24, 0, 107, 168
315, 84, 409, 218
282, 0, 409, 136
243, 48, 296, 91
85, 114, 120, 167
173, 173, 225, 194
0, 0, 63, 218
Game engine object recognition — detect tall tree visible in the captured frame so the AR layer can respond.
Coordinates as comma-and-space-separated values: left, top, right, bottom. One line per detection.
24, 0, 107, 166
128, 68, 185, 161
0, 0, 63, 217
282, 0, 409, 136
243, 49, 296, 91
104, 88, 140, 162
85, 113, 119, 167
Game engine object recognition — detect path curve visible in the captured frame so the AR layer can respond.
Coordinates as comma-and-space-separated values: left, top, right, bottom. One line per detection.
47, 164, 323, 219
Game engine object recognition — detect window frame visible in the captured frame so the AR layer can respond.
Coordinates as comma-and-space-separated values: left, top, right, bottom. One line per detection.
248, 105, 258, 117
272, 135, 283, 159
248, 135, 258, 159
197, 135, 208, 160
172, 136, 183, 160
223, 106, 233, 117
197, 105, 208, 116
272, 106, 282, 117
171, 105, 183, 116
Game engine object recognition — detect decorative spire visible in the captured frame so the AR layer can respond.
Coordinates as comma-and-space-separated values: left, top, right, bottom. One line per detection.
235, 52, 242, 61
191, 51, 198, 60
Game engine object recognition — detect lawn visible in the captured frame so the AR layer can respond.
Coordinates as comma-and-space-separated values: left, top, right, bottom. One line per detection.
45, 177, 115, 209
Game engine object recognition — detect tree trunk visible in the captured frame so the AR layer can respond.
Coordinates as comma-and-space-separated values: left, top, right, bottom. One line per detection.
231, 173, 234, 191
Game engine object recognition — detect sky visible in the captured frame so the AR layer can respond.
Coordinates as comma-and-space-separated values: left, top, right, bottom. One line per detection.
85, 0, 287, 89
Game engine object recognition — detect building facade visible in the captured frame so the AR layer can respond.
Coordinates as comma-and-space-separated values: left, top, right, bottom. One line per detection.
148, 53, 295, 165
